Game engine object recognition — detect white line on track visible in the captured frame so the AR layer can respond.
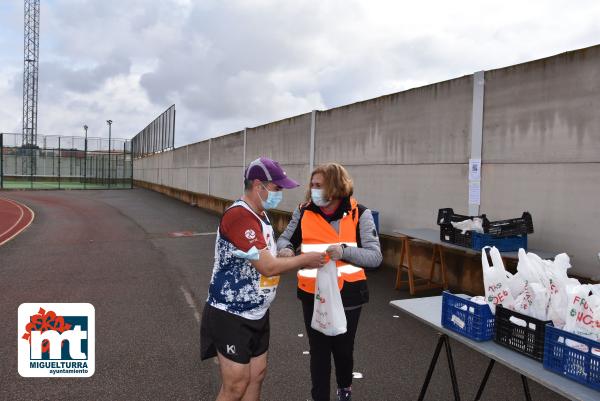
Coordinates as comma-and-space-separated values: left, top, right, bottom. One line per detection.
0, 198, 24, 237
180, 285, 201, 323
0, 198, 35, 246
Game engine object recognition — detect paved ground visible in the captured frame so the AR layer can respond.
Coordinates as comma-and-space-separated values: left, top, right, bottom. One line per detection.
0, 188, 569, 401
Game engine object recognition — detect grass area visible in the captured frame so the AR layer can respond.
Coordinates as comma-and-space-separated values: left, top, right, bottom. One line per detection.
1, 180, 131, 190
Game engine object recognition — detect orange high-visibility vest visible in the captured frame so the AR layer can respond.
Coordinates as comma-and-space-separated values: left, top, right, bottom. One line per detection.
298, 198, 367, 294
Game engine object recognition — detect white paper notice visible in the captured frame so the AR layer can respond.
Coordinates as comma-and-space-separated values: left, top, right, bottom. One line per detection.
469, 159, 481, 181
469, 181, 481, 205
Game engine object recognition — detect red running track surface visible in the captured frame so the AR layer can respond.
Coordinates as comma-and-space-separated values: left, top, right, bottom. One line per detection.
0, 197, 34, 246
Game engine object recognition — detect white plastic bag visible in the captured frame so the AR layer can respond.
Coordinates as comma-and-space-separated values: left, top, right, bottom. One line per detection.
482, 246, 515, 314
544, 253, 580, 327
452, 218, 484, 234
512, 250, 551, 320
564, 284, 600, 342
312, 260, 347, 336
513, 282, 549, 321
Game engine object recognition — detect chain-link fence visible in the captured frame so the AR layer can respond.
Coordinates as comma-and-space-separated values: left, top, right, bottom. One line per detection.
131, 104, 175, 158
0, 132, 132, 190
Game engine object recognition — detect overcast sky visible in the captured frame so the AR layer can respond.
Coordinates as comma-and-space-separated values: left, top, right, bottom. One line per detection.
1, 0, 599, 147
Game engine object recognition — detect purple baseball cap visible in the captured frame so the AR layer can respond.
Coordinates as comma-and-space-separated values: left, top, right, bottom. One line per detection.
244, 157, 299, 189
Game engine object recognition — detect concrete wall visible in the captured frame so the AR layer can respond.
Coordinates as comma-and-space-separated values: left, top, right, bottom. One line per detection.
246, 113, 312, 211
134, 44, 600, 279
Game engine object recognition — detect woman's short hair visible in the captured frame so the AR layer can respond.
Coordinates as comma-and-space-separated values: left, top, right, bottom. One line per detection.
305, 163, 354, 202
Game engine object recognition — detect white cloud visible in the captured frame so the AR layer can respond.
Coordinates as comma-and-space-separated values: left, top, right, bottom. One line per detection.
0, 0, 599, 147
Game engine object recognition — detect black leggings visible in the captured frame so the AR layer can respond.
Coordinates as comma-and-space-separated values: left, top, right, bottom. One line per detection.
301, 299, 362, 401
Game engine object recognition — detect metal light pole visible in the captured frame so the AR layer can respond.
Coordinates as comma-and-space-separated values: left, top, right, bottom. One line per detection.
106, 120, 112, 188
83, 125, 88, 189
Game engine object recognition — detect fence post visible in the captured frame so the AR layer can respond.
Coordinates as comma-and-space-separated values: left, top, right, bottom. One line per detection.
468, 71, 485, 216
130, 142, 134, 189
123, 141, 127, 188
309, 110, 317, 173
0, 133, 3, 189
31, 138, 34, 189
84, 136, 88, 189
108, 136, 111, 189
172, 106, 176, 149
208, 138, 212, 195
243, 128, 247, 173
58, 136, 61, 189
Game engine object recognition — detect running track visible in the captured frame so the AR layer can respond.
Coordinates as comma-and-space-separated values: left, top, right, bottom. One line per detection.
0, 197, 34, 246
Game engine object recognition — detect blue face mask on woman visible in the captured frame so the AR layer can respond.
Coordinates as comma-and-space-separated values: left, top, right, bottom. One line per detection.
311, 188, 330, 207
260, 185, 283, 209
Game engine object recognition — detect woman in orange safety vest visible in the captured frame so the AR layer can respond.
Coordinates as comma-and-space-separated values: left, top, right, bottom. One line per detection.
277, 163, 382, 401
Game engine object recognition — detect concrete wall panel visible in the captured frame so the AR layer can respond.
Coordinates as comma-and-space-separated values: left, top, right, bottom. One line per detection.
210, 131, 244, 168
172, 147, 188, 168
144, 169, 158, 184
346, 164, 468, 233
315, 76, 472, 165
187, 167, 209, 194
273, 164, 312, 212
160, 151, 174, 170
483, 46, 600, 163
210, 167, 244, 200
246, 114, 311, 165
187, 141, 209, 168
172, 168, 187, 190
481, 163, 600, 278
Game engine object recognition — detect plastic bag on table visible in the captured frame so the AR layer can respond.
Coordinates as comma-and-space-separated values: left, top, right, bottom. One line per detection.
513, 281, 549, 320
311, 260, 347, 336
509, 249, 543, 296
451, 217, 485, 234
526, 252, 552, 289
482, 246, 515, 314
564, 284, 600, 342
544, 253, 581, 327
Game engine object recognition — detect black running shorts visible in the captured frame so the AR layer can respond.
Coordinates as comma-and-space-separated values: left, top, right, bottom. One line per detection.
200, 304, 270, 364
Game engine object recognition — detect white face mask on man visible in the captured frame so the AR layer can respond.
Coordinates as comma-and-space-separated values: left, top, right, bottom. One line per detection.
311, 188, 330, 207
259, 185, 283, 210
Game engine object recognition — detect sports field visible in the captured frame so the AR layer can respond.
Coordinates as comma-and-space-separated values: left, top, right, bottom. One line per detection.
1, 180, 131, 190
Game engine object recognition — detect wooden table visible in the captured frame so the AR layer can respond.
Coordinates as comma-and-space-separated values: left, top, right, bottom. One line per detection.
393, 228, 555, 295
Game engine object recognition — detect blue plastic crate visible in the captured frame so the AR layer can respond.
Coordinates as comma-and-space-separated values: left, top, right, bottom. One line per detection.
471, 232, 527, 252
441, 291, 495, 341
543, 325, 600, 391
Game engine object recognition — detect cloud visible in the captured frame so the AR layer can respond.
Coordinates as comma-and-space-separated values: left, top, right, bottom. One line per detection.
35, 54, 132, 95
0, 0, 599, 147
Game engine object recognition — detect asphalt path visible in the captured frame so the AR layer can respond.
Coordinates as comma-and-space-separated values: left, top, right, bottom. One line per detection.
0, 188, 569, 401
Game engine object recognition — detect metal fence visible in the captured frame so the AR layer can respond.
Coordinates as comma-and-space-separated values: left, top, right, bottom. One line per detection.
0, 132, 132, 190
131, 104, 175, 158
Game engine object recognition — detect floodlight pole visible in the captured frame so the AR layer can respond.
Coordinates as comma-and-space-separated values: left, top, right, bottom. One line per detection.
83, 125, 88, 189
106, 120, 112, 189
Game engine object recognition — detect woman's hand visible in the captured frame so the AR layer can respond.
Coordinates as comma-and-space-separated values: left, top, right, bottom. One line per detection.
278, 248, 295, 258
325, 244, 343, 261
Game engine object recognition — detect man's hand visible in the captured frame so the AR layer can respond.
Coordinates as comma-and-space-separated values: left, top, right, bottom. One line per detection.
278, 248, 295, 258
326, 244, 343, 261
303, 252, 327, 268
